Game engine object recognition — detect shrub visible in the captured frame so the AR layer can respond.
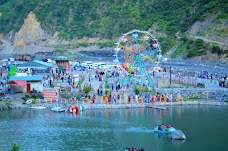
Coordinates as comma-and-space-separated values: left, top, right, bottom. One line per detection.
36, 93, 44, 99
142, 86, 151, 92
134, 86, 141, 95
66, 93, 71, 99
32, 99, 36, 104
105, 83, 110, 89
83, 85, 91, 96
211, 45, 223, 56
11, 144, 20, 151
105, 90, 112, 95
74, 93, 81, 100
194, 39, 204, 49
22, 94, 29, 101
30, 94, 37, 99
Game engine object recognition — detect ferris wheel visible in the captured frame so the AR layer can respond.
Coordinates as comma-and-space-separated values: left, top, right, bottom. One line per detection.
115, 29, 162, 85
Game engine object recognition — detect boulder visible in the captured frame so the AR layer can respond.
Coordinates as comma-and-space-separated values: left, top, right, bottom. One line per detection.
171, 130, 186, 140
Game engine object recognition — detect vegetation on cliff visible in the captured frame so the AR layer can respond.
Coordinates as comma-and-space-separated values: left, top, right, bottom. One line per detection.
0, 0, 227, 57
173, 37, 228, 58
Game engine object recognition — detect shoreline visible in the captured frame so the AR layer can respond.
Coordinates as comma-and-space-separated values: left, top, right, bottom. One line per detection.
84, 101, 228, 109
1, 100, 228, 110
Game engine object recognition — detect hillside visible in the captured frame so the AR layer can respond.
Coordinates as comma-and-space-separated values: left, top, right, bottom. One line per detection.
0, 0, 227, 59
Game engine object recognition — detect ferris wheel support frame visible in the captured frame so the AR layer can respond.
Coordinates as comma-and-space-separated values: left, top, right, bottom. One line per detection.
115, 29, 162, 87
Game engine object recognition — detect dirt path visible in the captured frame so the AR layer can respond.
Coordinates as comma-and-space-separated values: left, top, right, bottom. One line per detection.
190, 36, 228, 46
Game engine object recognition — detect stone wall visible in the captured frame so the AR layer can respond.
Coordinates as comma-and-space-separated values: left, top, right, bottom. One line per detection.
154, 90, 228, 102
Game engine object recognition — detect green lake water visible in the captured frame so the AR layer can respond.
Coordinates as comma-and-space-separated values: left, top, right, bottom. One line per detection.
0, 106, 228, 151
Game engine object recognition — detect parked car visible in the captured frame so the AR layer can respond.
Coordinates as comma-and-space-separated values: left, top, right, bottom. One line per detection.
198, 71, 209, 79
219, 79, 228, 88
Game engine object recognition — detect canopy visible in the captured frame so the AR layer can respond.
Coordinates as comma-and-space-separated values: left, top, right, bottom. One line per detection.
7, 80, 26, 86
8, 65, 19, 77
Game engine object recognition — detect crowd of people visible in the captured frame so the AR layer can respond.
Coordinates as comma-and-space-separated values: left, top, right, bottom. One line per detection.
219, 75, 228, 88
158, 124, 172, 131
125, 147, 144, 151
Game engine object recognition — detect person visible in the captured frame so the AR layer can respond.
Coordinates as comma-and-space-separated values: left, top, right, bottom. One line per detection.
167, 125, 171, 128
161, 124, 167, 129
158, 125, 162, 130
177, 93, 182, 102
169, 93, 172, 102
128, 96, 131, 103
92, 95, 95, 104
161, 94, 165, 102
156, 93, 160, 102
97, 89, 100, 95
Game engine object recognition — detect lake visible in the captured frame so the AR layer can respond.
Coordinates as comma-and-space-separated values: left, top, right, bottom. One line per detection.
0, 105, 228, 151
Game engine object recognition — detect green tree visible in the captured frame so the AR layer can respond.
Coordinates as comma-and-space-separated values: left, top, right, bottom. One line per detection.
11, 144, 20, 151
74, 93, 81, 101
83, 84, 91, 97
211, 45, 223, 56
194, 39, 204, 49
105, 83, 110, 89
134, 86, 141, 95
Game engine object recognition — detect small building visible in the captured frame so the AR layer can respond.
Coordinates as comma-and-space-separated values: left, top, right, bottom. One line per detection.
52, 56, 72, 70
7, 75, 43, 93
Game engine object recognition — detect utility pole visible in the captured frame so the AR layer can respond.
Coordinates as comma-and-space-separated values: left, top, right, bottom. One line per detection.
170, 66, 171, 86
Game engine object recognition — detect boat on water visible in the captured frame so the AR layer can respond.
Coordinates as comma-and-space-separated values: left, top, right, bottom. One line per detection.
51, 106, 62, 111
154, 125, 176, 134
29, 106, 46, 109
146, 105, 168, 110
54, 107, 68, 112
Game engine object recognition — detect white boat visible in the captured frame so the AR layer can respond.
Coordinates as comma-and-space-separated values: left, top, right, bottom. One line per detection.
51, 106, 62, 111
30, 106, 46, 109
26, 99, 33, 104
54, 107, 68, 112
154, 125, 176, 134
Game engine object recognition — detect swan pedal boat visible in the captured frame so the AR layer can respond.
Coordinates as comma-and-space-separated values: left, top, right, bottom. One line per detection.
154, 126, 176, 134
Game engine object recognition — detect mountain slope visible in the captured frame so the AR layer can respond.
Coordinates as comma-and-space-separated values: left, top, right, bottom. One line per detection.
0, 0, 227, 56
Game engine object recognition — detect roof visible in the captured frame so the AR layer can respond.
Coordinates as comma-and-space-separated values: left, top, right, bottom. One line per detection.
33, 60, 53, 67
16, 61, 52, 68
8, 75, 43, 81
53, 56, 72, 61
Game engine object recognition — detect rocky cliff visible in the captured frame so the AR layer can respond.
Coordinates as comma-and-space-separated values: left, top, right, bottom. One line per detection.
13, 11, 58, 46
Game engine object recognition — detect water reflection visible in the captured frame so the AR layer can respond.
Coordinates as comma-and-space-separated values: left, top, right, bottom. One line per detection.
1, 106, 228, 151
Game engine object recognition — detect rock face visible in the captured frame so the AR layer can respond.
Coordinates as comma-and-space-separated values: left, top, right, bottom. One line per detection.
0, 33, 3, 39
13, 11, 53, 46
171, 130, 186, 140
